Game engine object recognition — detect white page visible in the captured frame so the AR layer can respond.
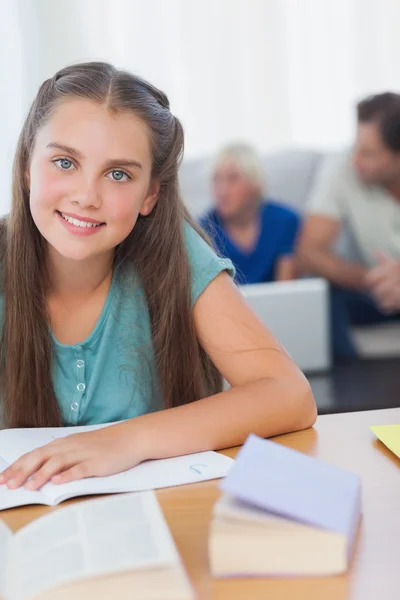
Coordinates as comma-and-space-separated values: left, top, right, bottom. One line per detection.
0, 520, 12, 599
0, 457, 47, 511
0, 424, 116, 510
0, 486, 48, 512
12, 505, 87, 600
0, 423, 110, 465
0, 424, 234, 508
12, 492, 180, 600
43, 450, 234, 504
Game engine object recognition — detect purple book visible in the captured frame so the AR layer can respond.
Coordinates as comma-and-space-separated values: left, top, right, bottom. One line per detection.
220, 434, 361, 560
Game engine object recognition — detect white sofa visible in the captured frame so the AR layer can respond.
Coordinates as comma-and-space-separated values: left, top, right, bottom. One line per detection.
179, 150, 400, 360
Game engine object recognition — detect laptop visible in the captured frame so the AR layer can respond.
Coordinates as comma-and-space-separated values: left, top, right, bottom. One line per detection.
240, 278, 330, 373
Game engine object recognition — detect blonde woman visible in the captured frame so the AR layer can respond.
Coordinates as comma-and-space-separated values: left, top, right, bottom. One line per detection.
201, 144, 300, 284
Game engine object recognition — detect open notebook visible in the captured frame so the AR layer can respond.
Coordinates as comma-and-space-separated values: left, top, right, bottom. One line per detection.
0, 423, 234, 510
0, 491, 193, 600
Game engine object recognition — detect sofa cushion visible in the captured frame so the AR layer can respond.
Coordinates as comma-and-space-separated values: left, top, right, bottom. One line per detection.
179, 150, 324, 216
263, 150, 323, 211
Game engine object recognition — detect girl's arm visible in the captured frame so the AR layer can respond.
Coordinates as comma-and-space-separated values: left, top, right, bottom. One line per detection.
0, 273, 316, 490
133, 271, 316, 458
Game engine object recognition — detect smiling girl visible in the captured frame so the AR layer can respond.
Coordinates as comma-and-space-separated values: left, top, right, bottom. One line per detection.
0, 62, 316, 491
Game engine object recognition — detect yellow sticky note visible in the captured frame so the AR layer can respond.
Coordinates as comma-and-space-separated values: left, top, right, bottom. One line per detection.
370, 425, 400, 459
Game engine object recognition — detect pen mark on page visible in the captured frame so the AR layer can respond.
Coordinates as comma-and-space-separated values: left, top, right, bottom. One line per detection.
189, 464, 208, 475
50, 433, 71, 441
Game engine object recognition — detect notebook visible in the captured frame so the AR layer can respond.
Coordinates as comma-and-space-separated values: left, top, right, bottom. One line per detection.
0, 423, 234, 511
209, 434, 362, 577
370, 424, 400, 459
0, 491, 193, 600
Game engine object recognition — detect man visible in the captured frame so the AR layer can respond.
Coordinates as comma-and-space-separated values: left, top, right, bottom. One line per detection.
296, 92, 400, 360
200, 144, 300, 284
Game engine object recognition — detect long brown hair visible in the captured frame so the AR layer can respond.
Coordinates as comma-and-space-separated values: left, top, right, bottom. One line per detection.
1, 61, 222, 428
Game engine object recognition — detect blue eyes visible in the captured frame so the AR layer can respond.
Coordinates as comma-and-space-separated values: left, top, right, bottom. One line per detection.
55, 158, 74, 170
106, 170, 129, 182
53, 159, 130, 181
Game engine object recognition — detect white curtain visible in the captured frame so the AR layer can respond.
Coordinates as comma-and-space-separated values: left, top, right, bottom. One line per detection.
1, 0, 400, 214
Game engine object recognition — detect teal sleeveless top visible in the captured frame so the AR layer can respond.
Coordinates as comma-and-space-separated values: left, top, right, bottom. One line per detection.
49, 224, 234, 425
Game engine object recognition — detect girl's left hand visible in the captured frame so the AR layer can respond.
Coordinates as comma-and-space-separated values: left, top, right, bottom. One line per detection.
0, 423, 142, 491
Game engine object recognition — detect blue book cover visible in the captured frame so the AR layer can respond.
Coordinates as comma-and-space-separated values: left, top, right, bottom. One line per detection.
220, 434, 361, 556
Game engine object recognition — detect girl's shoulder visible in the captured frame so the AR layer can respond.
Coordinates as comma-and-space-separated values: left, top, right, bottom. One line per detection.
183, 220, 235, 304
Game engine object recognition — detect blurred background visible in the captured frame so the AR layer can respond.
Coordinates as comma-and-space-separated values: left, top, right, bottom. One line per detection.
2, 0, 400, 413
3, 0, 400, 212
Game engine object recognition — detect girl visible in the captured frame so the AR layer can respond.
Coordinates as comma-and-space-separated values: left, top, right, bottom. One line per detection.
0, 62, 316, 491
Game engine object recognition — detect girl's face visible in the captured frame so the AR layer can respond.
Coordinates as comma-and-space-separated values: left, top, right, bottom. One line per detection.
28, 99, 159, 263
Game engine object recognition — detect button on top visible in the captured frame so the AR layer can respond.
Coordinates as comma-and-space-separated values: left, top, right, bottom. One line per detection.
77, 383, 86, 392
71, 402, 79, 411
76, 359, 84, 368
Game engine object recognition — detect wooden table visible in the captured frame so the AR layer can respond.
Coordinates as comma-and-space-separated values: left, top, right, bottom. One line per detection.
3, 408, 400, 599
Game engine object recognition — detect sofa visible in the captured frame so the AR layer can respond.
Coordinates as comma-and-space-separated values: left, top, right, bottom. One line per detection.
179, 149, 400, 360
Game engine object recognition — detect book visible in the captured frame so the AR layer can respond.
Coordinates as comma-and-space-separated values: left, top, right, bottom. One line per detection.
370, 424, 400, 459
0, 491, 193, 600
0, 423, 234, 510
209, 433, 362, 577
